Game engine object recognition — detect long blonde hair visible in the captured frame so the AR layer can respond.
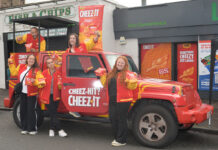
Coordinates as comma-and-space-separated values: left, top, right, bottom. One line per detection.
107, 56, 129, 85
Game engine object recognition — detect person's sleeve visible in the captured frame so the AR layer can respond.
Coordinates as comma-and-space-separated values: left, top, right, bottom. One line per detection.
34, 71, 46, 88
9, 64, 20, 77
84, 39, 95, 51
125, 73, 138, 90
40, 40, 46, 51
16, 34, 27, 44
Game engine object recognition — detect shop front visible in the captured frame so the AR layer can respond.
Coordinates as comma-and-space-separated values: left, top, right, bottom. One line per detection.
113, 0, 218, 99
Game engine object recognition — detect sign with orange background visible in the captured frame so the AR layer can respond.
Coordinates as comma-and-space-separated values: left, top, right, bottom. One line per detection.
140, 43, 172, 80
79, 5, 104, 51
177, 43, 197, 90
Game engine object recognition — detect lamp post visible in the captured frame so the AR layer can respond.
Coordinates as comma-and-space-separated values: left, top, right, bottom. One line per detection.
142, 0, 146, 6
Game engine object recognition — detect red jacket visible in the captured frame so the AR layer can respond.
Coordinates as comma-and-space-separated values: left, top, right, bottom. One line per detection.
115, 71, 137, 103
26, 33, 45, 52
9, 64, 43, 96
65, 43, 88, 53
39, 69, 61, 104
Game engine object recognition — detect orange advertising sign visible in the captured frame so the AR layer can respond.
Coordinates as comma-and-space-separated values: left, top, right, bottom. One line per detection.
177, 43, 197, 89
140, 43, 172, 80
79, 5, 104, 51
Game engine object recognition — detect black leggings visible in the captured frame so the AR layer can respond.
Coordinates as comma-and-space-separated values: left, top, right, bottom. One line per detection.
20, 93, 37, 132
46, 95, 61, 131
109, 101, 130, 143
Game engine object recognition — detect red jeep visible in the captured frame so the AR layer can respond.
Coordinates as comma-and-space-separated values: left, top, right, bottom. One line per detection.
4, 51, 214, 148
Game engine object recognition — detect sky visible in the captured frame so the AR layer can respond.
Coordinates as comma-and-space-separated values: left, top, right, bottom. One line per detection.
25, 0, 190, 7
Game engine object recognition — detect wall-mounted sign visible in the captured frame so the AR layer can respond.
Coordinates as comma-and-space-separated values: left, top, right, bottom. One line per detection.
198, 40, 218, 91
7, 28, 67, 40
4, 5, 76, 24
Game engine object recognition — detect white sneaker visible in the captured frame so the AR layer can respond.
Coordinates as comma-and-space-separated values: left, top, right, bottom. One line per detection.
29, 131, 37, 135
111, 140, 126, 147
58, 129, 67, 137
21, 131, 28, 135
69, 112, 81, 118
49, 130, 55, 137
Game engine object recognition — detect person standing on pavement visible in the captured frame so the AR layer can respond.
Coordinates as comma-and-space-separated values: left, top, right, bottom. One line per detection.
8, 54, 45, 135
39, 58, 67, 137
16, 27, 46, 52
95, 56, 138, 146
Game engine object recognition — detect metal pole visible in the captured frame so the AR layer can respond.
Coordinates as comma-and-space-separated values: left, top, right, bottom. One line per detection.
47, 28, 49, 50
142, 0, 146, 6
209, 39, 217, 104
13, 21, 15, 53
38, 21, 41, 52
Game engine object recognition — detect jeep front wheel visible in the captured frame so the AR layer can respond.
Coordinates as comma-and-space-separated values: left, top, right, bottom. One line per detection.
13, 99, 44, 129
132, 103, 178, 148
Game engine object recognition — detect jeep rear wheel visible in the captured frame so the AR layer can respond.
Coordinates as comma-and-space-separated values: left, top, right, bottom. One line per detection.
132, 103, 178, 148
13, 99, 44, 129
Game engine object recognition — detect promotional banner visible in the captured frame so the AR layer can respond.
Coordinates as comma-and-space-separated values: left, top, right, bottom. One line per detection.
198, 40, 218, 90
140, 43, 172, 80
177, 43, 197, 90
79, 5, 104, 51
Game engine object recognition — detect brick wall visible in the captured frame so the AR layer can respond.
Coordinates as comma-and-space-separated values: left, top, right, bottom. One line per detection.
0, 0, 24, 9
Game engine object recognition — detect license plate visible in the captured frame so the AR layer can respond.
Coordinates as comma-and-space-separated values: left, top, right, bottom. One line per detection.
207, 111, 212, 119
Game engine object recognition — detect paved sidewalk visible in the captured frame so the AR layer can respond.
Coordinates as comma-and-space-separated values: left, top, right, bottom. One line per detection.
0, 89, 218, 133
0, 89, 9, 110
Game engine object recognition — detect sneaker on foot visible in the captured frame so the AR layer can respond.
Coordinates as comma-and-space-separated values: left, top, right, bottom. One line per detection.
21, 131, 28, 135
111, 139, 116, 145
69, 112, 81, 118
29, 131, 37, 135
111, 141, 126, 147
49, 130, 55, 137
58, 129, 67, 137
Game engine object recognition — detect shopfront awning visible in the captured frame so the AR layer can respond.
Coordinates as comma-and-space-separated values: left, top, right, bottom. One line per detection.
12, 16, 77, 29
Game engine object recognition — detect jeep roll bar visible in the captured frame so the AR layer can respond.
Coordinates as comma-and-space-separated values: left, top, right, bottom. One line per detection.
12, 16, 79, 52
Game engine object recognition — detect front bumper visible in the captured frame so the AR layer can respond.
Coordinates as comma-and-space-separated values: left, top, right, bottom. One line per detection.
175, 103, 214, 124
4, 97, 12, 108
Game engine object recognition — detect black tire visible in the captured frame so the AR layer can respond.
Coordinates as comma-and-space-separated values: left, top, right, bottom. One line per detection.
13, 99, 44, 129
132, 103, 178, 148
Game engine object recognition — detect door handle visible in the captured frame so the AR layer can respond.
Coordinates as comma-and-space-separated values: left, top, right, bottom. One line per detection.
63, 83, 76, 86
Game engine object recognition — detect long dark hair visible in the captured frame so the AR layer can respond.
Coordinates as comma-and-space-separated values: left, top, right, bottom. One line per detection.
26, 54, 39, 77
68, 33, 80, 48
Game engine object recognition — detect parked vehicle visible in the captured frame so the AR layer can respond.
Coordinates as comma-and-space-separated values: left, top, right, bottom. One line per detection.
4, 51, 214, 148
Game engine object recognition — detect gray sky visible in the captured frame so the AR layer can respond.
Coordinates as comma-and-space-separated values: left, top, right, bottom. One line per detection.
25, 0, 190, 7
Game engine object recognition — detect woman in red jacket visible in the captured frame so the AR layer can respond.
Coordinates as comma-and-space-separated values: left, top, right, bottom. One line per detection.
40, 58, 67, 137
65, 32, 100, 53
95, 56, 138, 146
8, 54, 45, 135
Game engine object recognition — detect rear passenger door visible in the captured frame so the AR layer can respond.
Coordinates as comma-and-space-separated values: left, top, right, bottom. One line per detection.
61, 53, 108, 115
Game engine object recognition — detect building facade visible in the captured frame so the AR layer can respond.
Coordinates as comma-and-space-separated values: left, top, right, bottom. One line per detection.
0, 0, 128, 89
113, 0, 218, 99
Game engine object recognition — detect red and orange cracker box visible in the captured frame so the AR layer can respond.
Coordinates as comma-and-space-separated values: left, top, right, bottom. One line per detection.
38, 78, 46, 86
25, 77, 33, 86
25, 43, 33, 52
94, 67, 106, 76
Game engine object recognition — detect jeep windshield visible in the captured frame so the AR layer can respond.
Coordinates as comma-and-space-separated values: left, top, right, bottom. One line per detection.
105, 54, 139, 73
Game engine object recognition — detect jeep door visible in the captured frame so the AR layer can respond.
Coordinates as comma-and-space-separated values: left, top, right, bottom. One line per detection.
61, 53, 108, 115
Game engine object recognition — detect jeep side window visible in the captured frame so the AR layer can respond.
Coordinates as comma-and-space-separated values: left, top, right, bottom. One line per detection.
66, 55, 101, 78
